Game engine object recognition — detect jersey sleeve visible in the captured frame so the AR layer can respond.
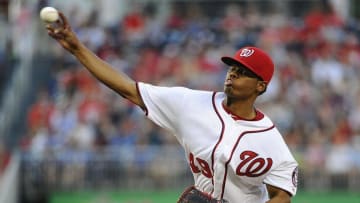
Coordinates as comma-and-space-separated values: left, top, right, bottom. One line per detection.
137, 82, 187, 133
263, 161, 298, 196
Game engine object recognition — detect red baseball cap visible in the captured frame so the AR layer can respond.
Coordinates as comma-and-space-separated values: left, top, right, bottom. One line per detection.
221, 47, 274, 83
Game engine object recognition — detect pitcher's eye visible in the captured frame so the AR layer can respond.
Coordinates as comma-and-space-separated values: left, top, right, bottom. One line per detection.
229, 72, 239, 79
237, 67, 261, 79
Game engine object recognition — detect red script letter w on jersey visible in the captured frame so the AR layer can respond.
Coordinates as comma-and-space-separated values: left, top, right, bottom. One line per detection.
236, 150, 273, 177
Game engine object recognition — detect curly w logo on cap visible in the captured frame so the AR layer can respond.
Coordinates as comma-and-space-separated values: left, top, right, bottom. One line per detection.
239, 48, 255, 57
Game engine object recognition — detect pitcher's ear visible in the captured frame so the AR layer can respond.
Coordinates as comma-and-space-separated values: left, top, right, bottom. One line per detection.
256, 81, 267, 95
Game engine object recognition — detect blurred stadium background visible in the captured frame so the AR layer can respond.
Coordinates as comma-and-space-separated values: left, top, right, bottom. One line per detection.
1, 0, 360, 202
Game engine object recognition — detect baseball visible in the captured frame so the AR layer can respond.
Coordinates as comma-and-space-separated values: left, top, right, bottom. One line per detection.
40, 7, 59, 23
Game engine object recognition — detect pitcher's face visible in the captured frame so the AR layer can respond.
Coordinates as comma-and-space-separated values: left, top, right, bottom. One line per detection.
224, 65, 266, 100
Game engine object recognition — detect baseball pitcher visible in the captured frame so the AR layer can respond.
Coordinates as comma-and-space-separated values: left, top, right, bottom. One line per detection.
45, 11, 298, 203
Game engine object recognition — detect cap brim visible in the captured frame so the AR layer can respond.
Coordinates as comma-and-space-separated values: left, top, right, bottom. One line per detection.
221, 56, 263, 81
221, 56, 242, 66
221, 56, 256, 74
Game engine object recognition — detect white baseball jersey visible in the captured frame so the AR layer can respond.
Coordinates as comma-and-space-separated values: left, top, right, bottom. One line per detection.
137, 82, 298, 203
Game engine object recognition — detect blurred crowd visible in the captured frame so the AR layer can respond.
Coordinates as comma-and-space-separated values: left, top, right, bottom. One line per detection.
0, 1, 11, 101
0, 1, 11, 177
18, 0, 360, 186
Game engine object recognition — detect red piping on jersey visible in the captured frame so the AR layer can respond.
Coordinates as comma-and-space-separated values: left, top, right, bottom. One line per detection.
222, 102, 264, 121
135, 82, 148, 116
210, 92, 226, 194
220, 125, 275, 199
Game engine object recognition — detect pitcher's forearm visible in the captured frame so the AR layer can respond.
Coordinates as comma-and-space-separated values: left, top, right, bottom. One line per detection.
45, 12, 145, 108
73, 43, 144, 108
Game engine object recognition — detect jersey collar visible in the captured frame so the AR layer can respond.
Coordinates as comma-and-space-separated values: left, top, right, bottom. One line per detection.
222, 102, 264, 121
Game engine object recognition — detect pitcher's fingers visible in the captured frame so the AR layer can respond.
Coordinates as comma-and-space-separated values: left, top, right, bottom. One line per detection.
47, 26, 62, 38
49, 30, 65, 39
46, 25, 55, 32
58, 12, 70, 29
48, 31, 60, 39
46, 25, 64, 34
